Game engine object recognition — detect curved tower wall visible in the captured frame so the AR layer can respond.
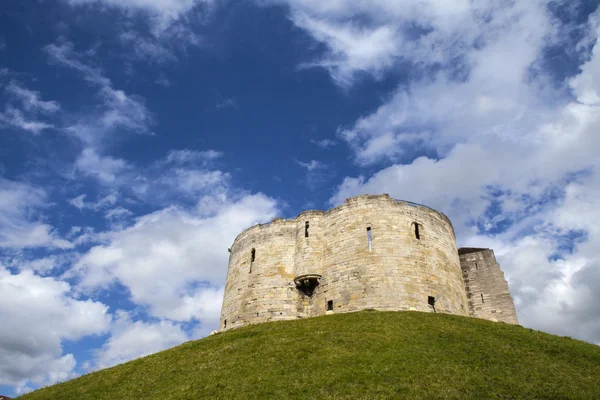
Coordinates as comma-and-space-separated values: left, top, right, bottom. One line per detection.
220, 219, 299, 331
220, 195, 471, 331
315, 196, 468, 317
294, 211, 325, 279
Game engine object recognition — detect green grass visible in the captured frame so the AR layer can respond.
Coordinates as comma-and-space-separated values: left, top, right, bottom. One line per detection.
20, 311, 600, 400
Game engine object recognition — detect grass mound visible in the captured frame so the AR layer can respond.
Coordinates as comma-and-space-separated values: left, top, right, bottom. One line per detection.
20, 311, 600, 400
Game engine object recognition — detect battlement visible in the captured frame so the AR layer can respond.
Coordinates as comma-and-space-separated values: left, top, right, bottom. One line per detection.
220, 195, 517, 331
231, 194, 455, 250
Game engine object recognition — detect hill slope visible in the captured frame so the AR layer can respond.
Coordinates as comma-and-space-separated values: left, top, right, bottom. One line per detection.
20, 311, 600, 400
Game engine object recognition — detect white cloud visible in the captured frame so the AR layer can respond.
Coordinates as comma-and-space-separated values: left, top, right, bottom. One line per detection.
0, 178, 72, 249
75, 148, 129, 184
3, 253, 78, 275
5, 81, 60, 113
91, 310, 188, 370
294, 14, 401, 85
165, 149, 222, 165
275, 0, 552, 86
0, 80, 60, 134
0, 267, 110, 391
0, 107, 54, 134
170, 169, 229, 194
310, 138, 336, 148
295, 159, 322, 171
69, 194, 87, 209
327, 4, 600, 344
569, 11, 600, 105
71, 193, 279, 324
45, 41, 154, 144
69, 193, 119, 212
105, 207, 133, 220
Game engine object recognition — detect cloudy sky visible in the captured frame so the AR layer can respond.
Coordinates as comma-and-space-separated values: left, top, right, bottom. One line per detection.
1, 0, 599, 395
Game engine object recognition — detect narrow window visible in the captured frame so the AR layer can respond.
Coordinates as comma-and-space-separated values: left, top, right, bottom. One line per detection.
251, 248, 256, 262
224, 319, 227, 328
428, 296, 436, 313
327, 300, 333, 311
475, 262, 478, 270
481, 294, 484, 303
305, 221, 309, 238
414, 223, 421, 240
367, 227, 372, 251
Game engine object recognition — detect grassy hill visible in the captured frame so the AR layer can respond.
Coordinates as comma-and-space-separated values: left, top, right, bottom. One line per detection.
20, 311, 600, 400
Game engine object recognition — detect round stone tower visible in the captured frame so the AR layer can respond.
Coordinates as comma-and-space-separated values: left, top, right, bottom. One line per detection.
219, 194, 469, 331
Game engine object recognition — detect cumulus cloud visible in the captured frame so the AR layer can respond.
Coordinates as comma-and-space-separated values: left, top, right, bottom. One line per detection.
325, 2, 600, 343
75, 148, 130, 184
71, 193, 278, 324
0, 178, 72, 250
276, 0, 552, 86
91, 310, 188, 370
0, 267, 111, 392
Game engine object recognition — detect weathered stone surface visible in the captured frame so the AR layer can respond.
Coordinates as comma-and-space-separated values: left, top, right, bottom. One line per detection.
219, 194, 518, 331
459, 248, 519, 324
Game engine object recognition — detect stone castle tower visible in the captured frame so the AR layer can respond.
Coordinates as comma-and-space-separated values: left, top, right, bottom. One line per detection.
219, 194, 518, 331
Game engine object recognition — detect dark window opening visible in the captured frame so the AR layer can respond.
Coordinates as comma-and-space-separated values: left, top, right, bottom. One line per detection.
224, 319, 227, 328
481, 294, 484, 303
428, 296, 436, 313
367, 227, 372, 251
250, 248, 256, 273
327, 300, 333, 311
305, 221, 309, 238
475, 262, 478, 270
414, 223, 421, 240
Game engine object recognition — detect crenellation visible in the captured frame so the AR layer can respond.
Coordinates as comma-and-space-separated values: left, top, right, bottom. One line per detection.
219, 195, 518, 331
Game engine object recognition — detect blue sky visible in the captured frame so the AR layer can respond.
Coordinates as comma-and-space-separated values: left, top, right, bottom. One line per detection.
1, 0, 600, 396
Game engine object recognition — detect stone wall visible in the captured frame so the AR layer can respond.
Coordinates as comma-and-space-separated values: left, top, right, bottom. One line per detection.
313, 195, 468, 318
459, 248, 519, 324
220, 194, 475, 330
220, 219, 300, 331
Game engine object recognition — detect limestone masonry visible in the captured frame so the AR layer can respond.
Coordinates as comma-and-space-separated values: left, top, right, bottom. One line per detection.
219, 194, 518, 331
